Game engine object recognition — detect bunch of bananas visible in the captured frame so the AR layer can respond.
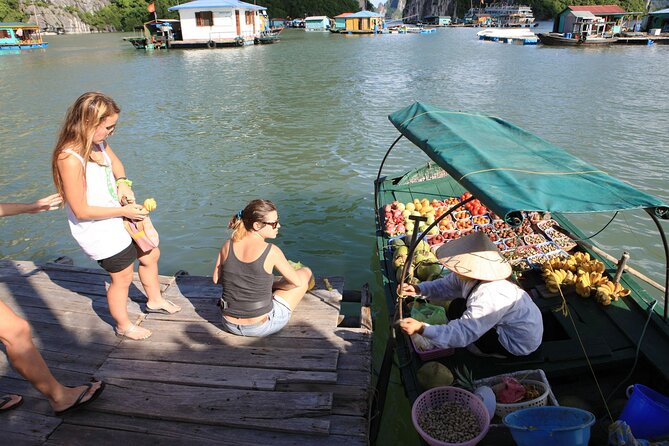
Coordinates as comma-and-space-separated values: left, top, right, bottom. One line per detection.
542, 252, 630, 304
595, 280, 631, 305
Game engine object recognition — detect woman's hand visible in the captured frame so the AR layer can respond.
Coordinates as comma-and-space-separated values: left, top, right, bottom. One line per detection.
32, 193, 63, 212
399, 317, 425, 336
397, 283, 418, 296
117, 183, 135, 204
121, 203, 148, 220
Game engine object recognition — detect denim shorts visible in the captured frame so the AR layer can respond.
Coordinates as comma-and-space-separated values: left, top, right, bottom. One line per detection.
221, 296, 292, 337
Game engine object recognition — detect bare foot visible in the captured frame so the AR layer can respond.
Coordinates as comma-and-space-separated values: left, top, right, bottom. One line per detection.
115, 324, 152, 340
51, 380, 105, 415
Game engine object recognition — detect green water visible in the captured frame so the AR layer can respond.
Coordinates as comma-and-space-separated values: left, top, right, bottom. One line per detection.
1, 26, 668, 444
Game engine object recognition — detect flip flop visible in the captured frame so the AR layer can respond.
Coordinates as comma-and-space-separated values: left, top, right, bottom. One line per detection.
145, 299, 181, 315
0, 394, 23, 412
115, 324, 152, 340
54, 381, 106, 416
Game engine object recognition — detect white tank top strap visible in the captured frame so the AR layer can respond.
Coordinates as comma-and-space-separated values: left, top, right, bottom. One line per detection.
63, 148, 85, 166
63, 144, 111, 167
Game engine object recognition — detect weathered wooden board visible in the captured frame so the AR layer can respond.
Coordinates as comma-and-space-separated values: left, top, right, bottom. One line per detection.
87, 378, 332, 435
108, 341, 339, 371
97, 358, 337, 390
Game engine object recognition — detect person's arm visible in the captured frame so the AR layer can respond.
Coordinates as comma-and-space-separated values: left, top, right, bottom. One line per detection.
414, 272, 461, 300
271, 245, 305, 289
104, 144, 135, 204
212, 241, 229, 284
0, 194, 62, 217
57, 153, 146, 221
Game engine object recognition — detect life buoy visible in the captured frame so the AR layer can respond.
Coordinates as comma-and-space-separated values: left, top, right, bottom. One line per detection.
207, 40, 215, 48
235, 38, 244, 46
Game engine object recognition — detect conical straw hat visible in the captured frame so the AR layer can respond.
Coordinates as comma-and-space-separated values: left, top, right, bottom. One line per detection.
435, 231, 512, 281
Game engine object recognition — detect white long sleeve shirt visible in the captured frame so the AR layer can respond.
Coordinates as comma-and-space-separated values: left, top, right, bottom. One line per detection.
419, 274, 543, 356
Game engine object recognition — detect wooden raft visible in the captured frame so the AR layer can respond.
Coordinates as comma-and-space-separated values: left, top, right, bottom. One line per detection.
0, 259, 372, 445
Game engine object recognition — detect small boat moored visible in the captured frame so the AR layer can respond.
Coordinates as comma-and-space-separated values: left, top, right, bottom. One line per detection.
477, 27, 538, 44
0, 22, 48, 50
374, 102, 669, 444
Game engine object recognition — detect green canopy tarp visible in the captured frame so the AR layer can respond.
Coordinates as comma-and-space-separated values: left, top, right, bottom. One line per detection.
389, 102, 668, 223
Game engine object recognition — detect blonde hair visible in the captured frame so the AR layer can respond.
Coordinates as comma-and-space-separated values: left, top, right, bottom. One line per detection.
52, 92, 121, 198
228, 199, 277, 242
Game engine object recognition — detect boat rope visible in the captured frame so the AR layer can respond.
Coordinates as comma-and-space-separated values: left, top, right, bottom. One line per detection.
549, 263, 614, 422
604, 300, 657, 405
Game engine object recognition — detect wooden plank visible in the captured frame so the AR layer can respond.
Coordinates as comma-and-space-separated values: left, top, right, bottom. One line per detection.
108, 342, 339, 371
97, 358, 337, 390
2, 408, 62, 440
88, 378, 332, 435
49, 412, 367, 445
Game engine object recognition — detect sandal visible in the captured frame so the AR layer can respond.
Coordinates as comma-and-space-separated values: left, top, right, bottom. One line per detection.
54, 381, 106, 416
115, 324, 152, 340
0, 394, 23, 412
146, 299, 181, 315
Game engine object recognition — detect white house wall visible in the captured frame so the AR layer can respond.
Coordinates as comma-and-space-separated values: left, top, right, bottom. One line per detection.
178, 8, 261, 41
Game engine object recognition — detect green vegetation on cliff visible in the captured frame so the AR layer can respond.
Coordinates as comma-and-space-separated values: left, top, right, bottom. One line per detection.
260, 0, 363, 18
0, 0, 27, 22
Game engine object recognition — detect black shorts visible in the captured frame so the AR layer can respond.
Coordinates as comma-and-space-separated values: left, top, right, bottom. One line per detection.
97, 242, 137, 273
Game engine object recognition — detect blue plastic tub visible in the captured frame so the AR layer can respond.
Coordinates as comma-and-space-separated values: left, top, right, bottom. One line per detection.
503, 406, 595, 446
618, 384, 669, 439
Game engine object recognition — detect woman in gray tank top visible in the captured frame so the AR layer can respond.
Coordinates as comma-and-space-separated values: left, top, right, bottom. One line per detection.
212, 199, 313, 337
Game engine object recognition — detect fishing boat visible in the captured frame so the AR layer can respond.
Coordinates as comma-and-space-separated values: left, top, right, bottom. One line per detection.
0, 22, 48, 50
374, 102, 669, 444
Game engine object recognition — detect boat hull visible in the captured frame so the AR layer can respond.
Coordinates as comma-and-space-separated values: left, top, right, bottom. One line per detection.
0, 43, 48, 50
538, 33, 618, 46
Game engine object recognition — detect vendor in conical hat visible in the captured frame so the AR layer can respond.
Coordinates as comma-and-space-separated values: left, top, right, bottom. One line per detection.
399, 231, 543, 357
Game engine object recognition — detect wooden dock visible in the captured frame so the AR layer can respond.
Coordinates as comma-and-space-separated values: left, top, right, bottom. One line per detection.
0, 259, 372, 445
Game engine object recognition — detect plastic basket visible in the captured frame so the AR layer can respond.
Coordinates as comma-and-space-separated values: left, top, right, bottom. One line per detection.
412, 386, 490, 446
474, 370, 558, 422
492, 379, 550, 418
410, 335, 455, 361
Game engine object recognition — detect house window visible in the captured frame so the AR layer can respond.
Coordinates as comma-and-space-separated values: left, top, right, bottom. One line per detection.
195, 11, 214, 27
0, 30, 11, 38
245, 11, 253, 25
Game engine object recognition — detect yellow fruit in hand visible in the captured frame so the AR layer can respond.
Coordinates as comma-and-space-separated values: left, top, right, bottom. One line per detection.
143, 198, 157, 212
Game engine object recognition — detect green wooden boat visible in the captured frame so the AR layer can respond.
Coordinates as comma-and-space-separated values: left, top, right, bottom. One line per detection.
374, 102, 669, 444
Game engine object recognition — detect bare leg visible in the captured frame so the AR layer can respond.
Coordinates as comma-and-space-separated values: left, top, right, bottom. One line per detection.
274, 267, 312, 311
107, 263, 151, 339
0, 300, 104, 412
137, 247, 180, 313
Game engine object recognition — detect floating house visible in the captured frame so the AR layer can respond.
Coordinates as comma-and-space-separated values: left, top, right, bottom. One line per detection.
332, 12, 353, 32
270, 17, 287, 28
167, 0, 267, 47
339, 10, 385, 34
0, 22, 48, 50
647, 8, 669, 33
423, 15, 451, 26
304, 16, 330, 31
553, 5, 626, 34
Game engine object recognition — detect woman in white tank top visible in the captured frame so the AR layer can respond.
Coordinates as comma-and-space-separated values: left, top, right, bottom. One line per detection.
52, 92, 181, 340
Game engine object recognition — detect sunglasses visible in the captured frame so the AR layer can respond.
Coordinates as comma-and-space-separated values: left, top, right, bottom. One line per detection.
105, 124, 116, 135
262, 220, 280, 229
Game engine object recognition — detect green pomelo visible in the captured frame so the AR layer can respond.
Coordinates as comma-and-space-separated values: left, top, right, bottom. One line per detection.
417, 362, 454, 390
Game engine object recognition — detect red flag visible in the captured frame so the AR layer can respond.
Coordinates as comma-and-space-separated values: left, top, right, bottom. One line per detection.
147, 2, 155, 13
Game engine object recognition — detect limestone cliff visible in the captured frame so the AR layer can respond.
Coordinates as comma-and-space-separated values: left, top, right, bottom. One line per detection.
24, 0, 111, 33
402, 0, 454, 19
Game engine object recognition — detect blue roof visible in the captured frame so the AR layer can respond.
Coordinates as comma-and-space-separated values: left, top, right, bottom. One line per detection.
650, 7, 669, 14
345, 11, 383, 18
169, 0, 266, 11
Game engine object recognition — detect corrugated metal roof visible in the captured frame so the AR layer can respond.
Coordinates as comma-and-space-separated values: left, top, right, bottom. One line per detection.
305, 16, 328, 21
334, 12, 354, 18
571, 11, 596, 18
568, 5, 625, 14
345, 10, 384, 18
650, 7, 669, 14
169, 0, 266, 11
